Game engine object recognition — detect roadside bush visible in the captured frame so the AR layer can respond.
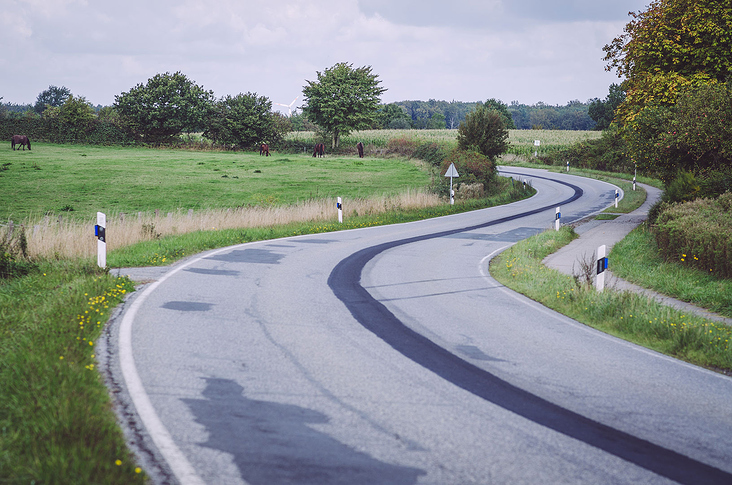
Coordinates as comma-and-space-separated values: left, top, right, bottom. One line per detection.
434, 148, 496, 197
386, 137, 417, 157
654, 192, 732, 278
457, 105, 509, 160
0, 225, 33, 279
412, 142, 450, 167
539, 126, 633, 174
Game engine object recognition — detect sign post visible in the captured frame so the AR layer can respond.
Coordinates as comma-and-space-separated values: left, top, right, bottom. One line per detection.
555, 207, 561, 231
534, 140, 540, 157
95, 212, 106, 268
444, 163, 459, 205
596, 244, 608, 292
337, 197, 343, 223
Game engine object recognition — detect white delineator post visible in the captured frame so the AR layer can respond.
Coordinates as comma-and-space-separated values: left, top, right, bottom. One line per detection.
95, 212, 106, 268
555, 207, 561, 231
337, 197, 343, 224
534, 139, 540, 157
444, 163, 459, 205
615, 189, 619, 208
566, 161, 569, 172
596, 244, 608, 292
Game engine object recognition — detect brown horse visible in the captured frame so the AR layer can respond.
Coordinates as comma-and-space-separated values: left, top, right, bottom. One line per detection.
259, 143, 270, 156
11, 135, 31, 151
312, 143, 324, 158
356, 142, 364, 158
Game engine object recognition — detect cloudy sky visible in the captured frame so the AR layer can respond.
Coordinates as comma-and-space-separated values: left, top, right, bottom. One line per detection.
1, 0, 649, 112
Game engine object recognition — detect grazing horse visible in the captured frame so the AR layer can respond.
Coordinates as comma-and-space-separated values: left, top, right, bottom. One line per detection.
11, 135, 31, 151
312, 143, 325, 158
259, 143, 270, 156
356, 142, 364, 158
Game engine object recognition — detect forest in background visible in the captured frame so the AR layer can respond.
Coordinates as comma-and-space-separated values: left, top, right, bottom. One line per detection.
2, 97, 598, 132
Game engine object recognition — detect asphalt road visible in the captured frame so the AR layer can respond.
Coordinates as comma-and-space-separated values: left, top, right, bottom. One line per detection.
105, 167, 732, 485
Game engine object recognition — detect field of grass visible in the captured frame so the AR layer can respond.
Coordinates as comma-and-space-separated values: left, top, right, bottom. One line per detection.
611, 225, 732, 318
286, 128, 602, 154
0, 143, 430, 221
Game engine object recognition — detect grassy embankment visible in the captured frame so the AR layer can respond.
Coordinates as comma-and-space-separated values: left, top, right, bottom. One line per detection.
0, 140, 534, 483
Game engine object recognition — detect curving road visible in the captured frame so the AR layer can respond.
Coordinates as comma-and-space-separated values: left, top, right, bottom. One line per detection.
107, 167, 732, 485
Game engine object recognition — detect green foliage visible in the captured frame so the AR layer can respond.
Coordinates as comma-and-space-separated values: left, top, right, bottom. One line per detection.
612, 225, 732, 317
456, 105, 509, 160
625, 82, 732, 185
604, 0, 732, 124
437, 148, 496, 197
588, 84, 625, 130
540, 125, 633, 173
663, 171, 700, 204
114, 71, 215, 143
412, 142, 450, 167
34, 85, 71, 114
204, 93, 287, 149
0, 225, 33, 279
654, 193, 732, 278
377, 103, 412, 129
302, 62, 386, 148
483, 98, 515, 129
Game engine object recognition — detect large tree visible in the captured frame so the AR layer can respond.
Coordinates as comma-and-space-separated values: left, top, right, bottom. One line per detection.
34, 85, 71, 114
603, 0, 732, 124
456, 105, 509, 160
204, 93, 288, 149
588, 83, 625, 130
302, 62, 386, 148
114, 72, 214, 143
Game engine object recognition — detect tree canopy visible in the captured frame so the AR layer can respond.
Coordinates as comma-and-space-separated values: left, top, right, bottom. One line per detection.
204, 93, 286, 149
302, 62, 386, 148
588, 83, 625, 130
34, 85, 71, 114
456, 105, 509, 160
604, 0, 732, 124
114, 71, 215, 143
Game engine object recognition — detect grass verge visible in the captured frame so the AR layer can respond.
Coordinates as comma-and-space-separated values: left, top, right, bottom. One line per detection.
491, 227, 732, 373
0, 181, 534, 483
0, 262, 143, 483
610, 225, 732, 318
107, 181, 534, 268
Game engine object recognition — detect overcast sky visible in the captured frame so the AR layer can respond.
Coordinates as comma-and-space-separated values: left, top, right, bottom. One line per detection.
1, 0, 649, 112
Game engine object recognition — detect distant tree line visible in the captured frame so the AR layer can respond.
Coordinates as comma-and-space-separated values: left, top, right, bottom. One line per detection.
293, 98, 597, 131
3, 74, 606, 149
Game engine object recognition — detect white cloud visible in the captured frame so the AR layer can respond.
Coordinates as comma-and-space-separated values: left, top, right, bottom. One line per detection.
1, 0, 645, 108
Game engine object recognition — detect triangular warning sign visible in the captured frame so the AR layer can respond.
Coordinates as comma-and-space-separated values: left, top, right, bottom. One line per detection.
444, 163, 459, 178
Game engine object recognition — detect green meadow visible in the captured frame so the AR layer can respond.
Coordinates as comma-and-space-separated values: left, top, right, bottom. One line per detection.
0, 143, 430, 221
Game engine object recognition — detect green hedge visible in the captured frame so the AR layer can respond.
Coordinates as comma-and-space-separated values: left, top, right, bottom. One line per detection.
1, 116, 134, 145
655, 192, 732, 278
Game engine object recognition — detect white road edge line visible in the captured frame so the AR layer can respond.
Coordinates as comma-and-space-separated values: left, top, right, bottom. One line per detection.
119, 245, 241, 485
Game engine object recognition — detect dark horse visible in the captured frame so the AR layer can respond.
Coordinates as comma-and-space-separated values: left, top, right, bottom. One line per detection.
356, 142, 364, 158
313, 143, 325, 158
11, 135, 31, 151
259, 143, 270, 156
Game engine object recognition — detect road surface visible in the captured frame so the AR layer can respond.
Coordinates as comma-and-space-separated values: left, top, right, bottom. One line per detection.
105, 167, 732, 485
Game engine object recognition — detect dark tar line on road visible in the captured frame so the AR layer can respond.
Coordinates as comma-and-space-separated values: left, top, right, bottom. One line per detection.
328, 173, 731, 485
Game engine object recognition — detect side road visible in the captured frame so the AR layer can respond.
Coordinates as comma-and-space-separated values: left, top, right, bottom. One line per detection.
543, 182, 732, 326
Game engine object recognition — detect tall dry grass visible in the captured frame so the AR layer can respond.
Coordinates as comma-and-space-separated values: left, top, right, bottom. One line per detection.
22, 191, 441, 260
